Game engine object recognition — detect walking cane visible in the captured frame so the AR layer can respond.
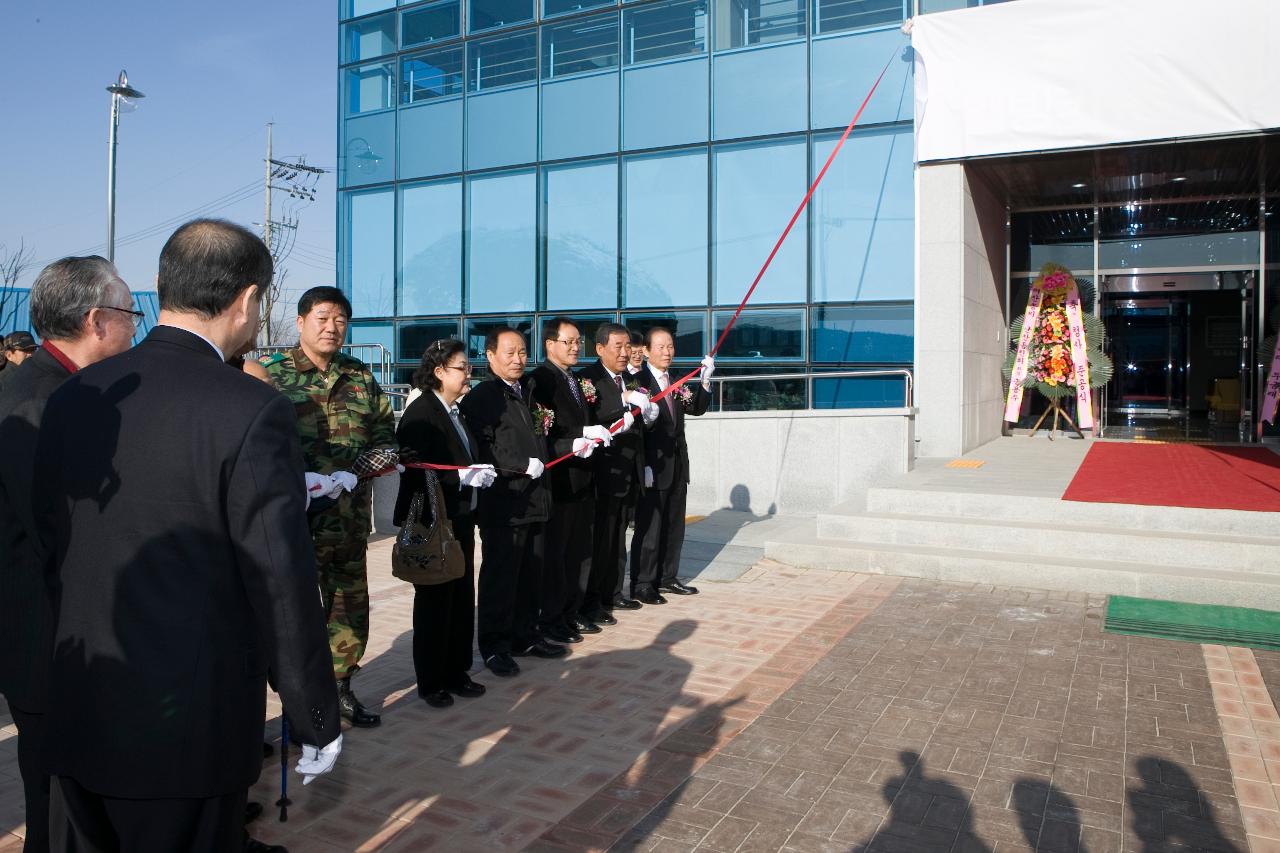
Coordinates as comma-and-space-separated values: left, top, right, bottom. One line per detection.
277, 717, 291, 822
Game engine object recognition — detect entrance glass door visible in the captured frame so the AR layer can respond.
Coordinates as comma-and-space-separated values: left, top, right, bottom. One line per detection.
1105, 297, 1187, 418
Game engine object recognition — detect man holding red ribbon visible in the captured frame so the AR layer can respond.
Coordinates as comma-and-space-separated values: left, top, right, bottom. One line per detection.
629, 328, 713, 603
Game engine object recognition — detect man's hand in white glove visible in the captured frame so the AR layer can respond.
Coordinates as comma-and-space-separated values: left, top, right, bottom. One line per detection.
331, 471, 359, 493
459, 464, 497, 488
304, 473, 341, 508
642, 402, 660, 425
625, 390, 650, 409
644, 466, 654, 489
619, 411, 635, 432
582, 424, 613, 447
700, 354, 716, 384
526, 458, 545, 479
572, 437, 596, 459
296, 733, 343, 785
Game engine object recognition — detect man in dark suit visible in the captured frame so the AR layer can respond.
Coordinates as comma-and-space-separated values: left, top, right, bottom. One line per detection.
528, 318, 614, 643
577, 324, 658, 623
0, 256, 138, 853
32, 219, 341, 852
460, 327, 566, 678
629, 327, 714, 604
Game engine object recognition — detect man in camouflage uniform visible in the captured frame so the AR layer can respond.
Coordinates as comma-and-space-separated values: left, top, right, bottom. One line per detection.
262, 286, 397, 728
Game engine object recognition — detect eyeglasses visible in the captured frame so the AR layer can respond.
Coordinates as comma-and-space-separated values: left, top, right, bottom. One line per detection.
97, 305, 146, 327
442, 364, 473, 375
553, 338, 585, 348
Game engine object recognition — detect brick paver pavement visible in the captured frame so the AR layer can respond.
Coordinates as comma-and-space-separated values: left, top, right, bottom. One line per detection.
1, 537, 1279, 852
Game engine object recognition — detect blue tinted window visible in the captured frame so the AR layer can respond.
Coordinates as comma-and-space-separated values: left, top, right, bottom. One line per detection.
544, 0, 614, 17
400, 320, 463, 364
401, 180, 463, 315
622, 58, 708, 149
343, 13, 396, 62
399, 100, 463, 178
344, 61, 396, 114
402, 46, 464, 102
402, 1, 460, 46
813, 0, 900, 34
542, 13, 619, 78
545, 161, 619, 311
467, 171, 537, 313
341, 111, 396, 187
344, 0, 394, 20
811, 304, 912, 363
467, 87, 538, 168
712, 41, 806, 139
713, 0, 804, 49
621, 312, 707, 360
344, 189, 396, 318
810, 28, 912, 127
467, 31, 537, 91
623, 150, 708, 308
713, 309, 804, 359
623, 0, 707, 64
811, 124, 913, 302
464, 316, 534, 361
713, 138, 807, 305
542, 72, 619, 159
812, 375, 908, 408
470, 0, 534, 32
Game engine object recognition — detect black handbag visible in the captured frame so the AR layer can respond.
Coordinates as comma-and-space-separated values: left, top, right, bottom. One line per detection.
391, 469, 465, 586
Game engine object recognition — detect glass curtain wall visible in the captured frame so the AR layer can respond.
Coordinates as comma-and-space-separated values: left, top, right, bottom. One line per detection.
339, 0, 917, 408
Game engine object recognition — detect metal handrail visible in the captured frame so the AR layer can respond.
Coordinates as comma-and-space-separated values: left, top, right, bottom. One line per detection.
707, 368, 914, 410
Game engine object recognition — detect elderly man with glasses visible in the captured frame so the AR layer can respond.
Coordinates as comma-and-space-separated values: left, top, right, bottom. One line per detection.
0, 256, 138, 852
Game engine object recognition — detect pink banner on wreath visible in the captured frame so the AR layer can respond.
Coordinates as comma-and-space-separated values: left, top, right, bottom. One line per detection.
1003, 283, 1045, 423
1063, 281, 1094, 430
1261, 334, 1280, 428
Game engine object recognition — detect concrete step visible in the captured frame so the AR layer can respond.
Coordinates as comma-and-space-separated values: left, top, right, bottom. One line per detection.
865, 487, 1278, 538
816, 512, 1280, 575
761, 536, 1280, 610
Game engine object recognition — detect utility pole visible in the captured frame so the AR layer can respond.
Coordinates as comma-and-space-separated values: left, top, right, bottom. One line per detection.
262, 122, 274, 344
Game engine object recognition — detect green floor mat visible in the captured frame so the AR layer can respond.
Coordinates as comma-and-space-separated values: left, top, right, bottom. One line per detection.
1104, 595, 1280, 651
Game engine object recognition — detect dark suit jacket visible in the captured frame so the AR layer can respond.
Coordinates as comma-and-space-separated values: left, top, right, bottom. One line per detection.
641, 364, 710, 491
577, 360, 644, 499
0, 348, 72, 713
33, 326, 339, 800
459, 377, 550, 528
526, 362, 596, 502
394, 390, 479, 526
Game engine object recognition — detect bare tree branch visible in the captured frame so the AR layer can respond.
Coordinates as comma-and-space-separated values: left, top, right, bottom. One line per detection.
0, 240, 36, 332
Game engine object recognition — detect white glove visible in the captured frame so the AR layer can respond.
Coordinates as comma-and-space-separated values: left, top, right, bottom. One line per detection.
331, 471, 359, 493
644, 466, 654, 488
642, 402, 660, 425
296, 733, 342, 785
619, 411, 635, 432
572, 437, 596, 459
700, 355, 716, 382
526, 458, 545, 479
582, 424, 613, 447
304, 473, 342, 508
625, 390, 650, 409
459, 464, 497, 488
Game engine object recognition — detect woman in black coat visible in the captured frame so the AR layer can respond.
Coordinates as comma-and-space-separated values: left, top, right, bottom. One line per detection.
394, 339, 496, 707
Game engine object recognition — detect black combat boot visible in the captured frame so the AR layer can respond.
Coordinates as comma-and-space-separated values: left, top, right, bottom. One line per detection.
337, 669, 381, 728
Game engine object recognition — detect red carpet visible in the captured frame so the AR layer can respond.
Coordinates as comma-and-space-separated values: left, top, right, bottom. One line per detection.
1062, 443, 1280, 512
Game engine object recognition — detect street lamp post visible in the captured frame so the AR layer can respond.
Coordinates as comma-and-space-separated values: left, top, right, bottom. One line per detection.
106, 70, 144, 264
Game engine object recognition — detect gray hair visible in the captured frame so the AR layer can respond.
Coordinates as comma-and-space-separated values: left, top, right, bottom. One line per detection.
30, 256, 127, 340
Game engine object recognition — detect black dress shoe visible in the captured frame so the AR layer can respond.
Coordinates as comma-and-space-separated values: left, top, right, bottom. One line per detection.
659, 581, 699, 596
447, 677, 486, 698
245, 837, 287, 853
337, 677, 381, 727
422, 689, 454, 708
485, 653, 520, 677
245, 801, 263, 824
515, 639, 569, 659
613, 596, 643, 610
544, 627, 583, 644
573, 617, 603, 635
589, 612, 618, 626
634, 590, 667, 605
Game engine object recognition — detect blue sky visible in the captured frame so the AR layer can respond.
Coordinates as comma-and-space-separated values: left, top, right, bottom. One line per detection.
0, 1, 338, 305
